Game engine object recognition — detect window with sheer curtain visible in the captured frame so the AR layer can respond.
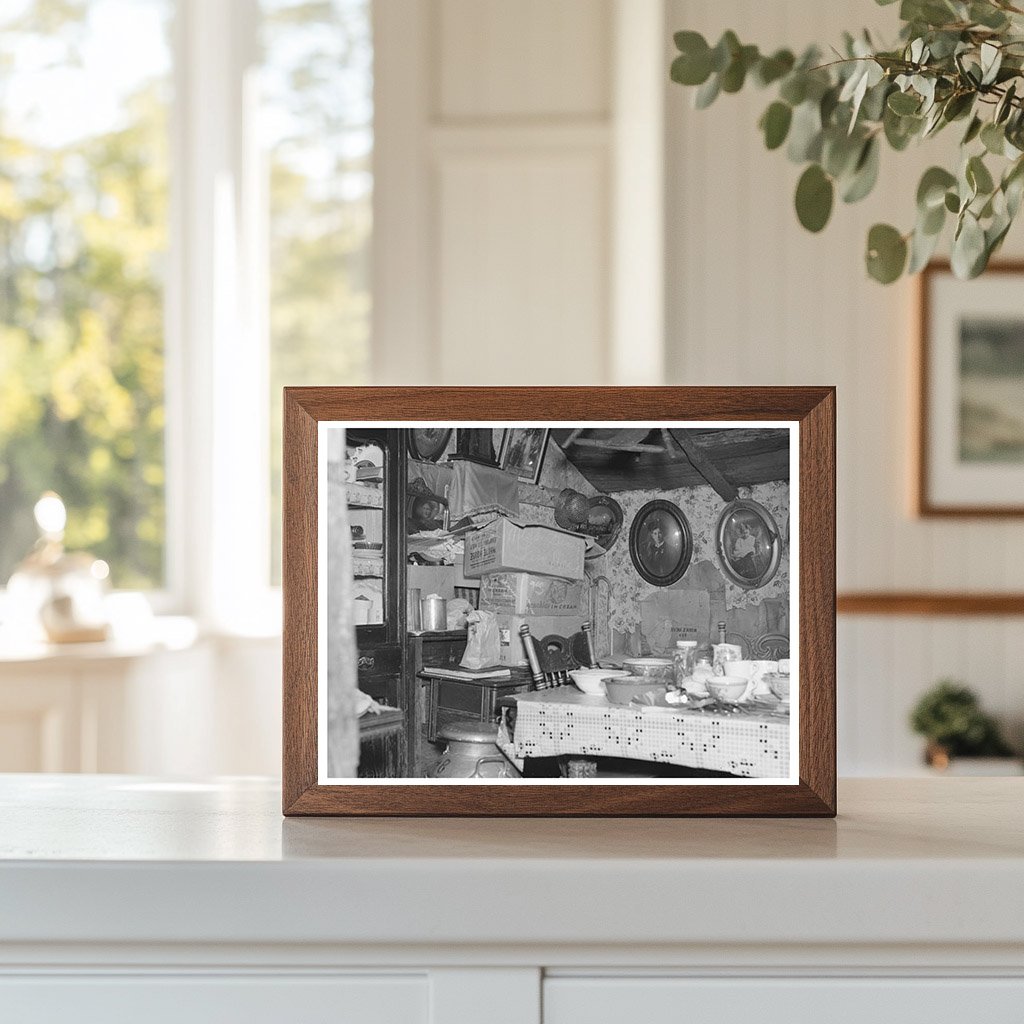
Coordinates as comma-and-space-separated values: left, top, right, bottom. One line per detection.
0, 0, 371, 614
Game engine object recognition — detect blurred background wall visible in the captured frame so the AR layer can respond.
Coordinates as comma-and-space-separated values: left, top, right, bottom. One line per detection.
1, 0, 1020, 777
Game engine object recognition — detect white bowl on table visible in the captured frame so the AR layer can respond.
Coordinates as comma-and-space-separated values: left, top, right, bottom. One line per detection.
568, 668, 627, 696
706, 676, 748, 703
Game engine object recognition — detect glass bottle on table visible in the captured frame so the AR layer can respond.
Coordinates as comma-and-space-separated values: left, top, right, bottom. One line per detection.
691, 643, 715, 692
672, 640, 697, 690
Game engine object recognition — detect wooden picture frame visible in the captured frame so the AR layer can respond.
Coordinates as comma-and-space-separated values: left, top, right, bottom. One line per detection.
628, 499, 693, 587
498, 426, 550, 483
716, 499, 783, 590
917, 261, 1024, 517
283, 387, 836, 817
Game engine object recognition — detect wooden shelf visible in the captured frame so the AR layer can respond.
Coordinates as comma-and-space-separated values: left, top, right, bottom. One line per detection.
838, 592, 1024, 616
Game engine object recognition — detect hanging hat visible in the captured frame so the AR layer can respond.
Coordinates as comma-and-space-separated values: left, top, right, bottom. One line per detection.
554, 487, 590, 530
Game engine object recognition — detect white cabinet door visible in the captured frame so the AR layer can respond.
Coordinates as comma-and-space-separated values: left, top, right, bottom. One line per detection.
0, 974, 428, 1024
544, 977, 1024, 1024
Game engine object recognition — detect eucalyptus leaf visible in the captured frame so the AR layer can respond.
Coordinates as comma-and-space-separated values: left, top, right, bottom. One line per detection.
822, 128, 864, 178
842, 137, 881, 203
694, 73, 721, 109
795, 164, 834, 232
995, 82, 1017, 125
760, 101, 793, 150
917, 166, 957, 210
951, 211, 986, 278
710, 31, 740, 73
888, 90, 921, 115
721, 44, 758, 92
861, 79, 892, 122
980, 42, 1003, 86
962, 115, 983, 145
981, 121, 1006, 155
908, 221, 943, 273
866, 223, 908, 283
967, 154, 995, 195
970, 2, 1009, 30
942, 91, 974, 122
884, 106, 921, 150
779, 73, 808, 106
754, 49, 795, 87
920, 200, 946, 235
787, 100, 823, 162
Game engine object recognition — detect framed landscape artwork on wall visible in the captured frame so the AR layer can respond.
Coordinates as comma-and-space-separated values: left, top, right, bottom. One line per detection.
282, 387, 836, 817
918, 262, 1024, 517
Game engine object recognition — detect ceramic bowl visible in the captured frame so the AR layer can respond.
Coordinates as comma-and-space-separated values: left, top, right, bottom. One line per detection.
604, 677, 660, 706
764, 672, 790, 702
621, 657, 674, 686
706, 676, 748, 702
568, 668, 627, 696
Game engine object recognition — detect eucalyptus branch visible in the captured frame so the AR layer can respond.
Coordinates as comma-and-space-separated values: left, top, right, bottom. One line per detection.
670, 0, 1024, 283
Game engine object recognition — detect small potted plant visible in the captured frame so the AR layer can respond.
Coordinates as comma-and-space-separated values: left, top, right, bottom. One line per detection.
910, 680, 1018, 773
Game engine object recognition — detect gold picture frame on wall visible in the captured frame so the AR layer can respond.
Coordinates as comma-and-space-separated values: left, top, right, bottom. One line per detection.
282, 386, 836, 817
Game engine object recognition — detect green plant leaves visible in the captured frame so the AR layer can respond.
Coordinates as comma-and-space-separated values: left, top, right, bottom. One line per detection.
866, 224, 907, 283
981, 122, 1006, 155
795, 164, 834, 232
753, 49, 795, 87
842, 137, 880, 202
669, 10, 1024, 284
787, 100, 823, 162
917, 166, 957, 210
952, 211, 987, 278
966, 154, 994, 196
672, 31, 713, 86
759, 101, 792, 150
888, 90, 921, 115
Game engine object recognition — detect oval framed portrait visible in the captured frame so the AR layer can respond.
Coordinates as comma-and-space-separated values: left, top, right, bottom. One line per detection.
628, 500, 693, 587
407, 427, 452, 462
716, 499, 782, 589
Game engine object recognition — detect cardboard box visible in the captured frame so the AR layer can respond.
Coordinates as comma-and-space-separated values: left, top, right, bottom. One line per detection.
463, 518, 585, 581
479, 572, 586, 617
495, 613, 586, 666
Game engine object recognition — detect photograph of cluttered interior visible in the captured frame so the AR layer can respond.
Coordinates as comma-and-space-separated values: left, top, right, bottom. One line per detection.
320, 423, 796, 784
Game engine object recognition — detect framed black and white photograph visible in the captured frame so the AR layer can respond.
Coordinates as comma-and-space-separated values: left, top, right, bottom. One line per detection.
499, 427, 550, 484
407, 426, 452, 463
716, 499, 782, 590
628, 500, 692, 587
918, 261, 1024, 517
282, 386, 836, 817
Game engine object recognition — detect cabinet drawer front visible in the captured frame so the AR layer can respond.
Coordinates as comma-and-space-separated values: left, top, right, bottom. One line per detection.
544, 977, 1024, 1024
1, 975, 427, 1024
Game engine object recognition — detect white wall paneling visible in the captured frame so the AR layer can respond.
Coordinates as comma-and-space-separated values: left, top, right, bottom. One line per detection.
374, 0, 665, 385
664, 0, 1024, 774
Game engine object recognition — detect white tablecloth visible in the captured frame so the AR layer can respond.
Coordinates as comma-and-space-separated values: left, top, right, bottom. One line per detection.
513, 689, 790, 779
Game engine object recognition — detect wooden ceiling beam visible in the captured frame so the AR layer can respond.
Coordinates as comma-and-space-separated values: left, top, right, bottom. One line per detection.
568, 438, 668, 454
667, 429, 738, 503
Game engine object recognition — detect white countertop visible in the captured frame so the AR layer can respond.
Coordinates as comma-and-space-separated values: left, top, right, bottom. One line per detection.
2, 775, 1023, 952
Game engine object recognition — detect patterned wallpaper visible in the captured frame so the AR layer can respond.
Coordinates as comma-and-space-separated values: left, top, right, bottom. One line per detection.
600, 480, 790, 636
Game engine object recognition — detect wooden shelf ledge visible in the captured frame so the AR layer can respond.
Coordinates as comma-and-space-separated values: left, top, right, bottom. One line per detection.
838, 592, 1024, 616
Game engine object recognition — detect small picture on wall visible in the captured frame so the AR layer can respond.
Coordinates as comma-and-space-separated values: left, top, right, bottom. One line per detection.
716, 500, 781, 590
628, 499, 692, 586
958, 317, 1024, 464
918, 262, 1024, 515
499, 427, 550, 484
